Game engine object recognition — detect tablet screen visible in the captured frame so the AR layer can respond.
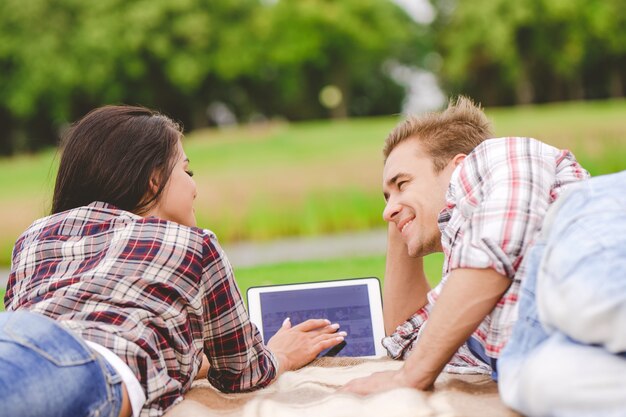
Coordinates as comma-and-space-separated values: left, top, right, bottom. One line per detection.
259, 284, 376, 356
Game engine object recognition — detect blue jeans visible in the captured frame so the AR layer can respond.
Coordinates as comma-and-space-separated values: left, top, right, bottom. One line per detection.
0, 310, 123, 417
499, 171, 626, 417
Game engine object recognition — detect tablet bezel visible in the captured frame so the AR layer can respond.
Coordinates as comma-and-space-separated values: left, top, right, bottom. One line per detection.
247, 277, 386, 357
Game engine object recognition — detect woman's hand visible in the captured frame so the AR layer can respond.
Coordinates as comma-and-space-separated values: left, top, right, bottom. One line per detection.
266, 318, 346, 375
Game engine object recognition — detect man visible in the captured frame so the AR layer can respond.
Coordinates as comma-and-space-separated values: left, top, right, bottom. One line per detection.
342, 96, 589, 394
498, 170, 626, 416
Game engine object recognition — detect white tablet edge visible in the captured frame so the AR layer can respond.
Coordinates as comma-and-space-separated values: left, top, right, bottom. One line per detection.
246, 277, 386, 357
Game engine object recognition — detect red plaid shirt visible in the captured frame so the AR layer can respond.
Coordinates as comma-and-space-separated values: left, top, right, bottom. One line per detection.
5, 202, 277, 417
382, 137, 589, 372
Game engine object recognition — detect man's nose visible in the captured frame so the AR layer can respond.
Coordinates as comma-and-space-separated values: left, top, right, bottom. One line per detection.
383, 199, 400, 223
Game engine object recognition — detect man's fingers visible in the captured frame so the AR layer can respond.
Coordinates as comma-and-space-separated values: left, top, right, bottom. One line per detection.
339, 378, 367, 394
293, 318, 331, 332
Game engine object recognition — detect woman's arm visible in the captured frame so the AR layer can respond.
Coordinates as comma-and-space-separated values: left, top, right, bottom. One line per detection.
194, 354, 210, 380
200, 235, 343, 391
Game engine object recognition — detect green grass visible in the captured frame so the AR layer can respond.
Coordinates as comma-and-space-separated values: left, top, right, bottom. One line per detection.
0, 253, 444, 312
235, 252, 444, 306
0, 99, 625, 266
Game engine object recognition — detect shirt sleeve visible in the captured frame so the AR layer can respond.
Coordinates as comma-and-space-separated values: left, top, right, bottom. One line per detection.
381, 301, 432, 359
446, 138, 563, 278
198, 231, 278, 392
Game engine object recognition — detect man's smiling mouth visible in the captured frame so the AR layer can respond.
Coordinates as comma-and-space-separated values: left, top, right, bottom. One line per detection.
399, 218, 414, 234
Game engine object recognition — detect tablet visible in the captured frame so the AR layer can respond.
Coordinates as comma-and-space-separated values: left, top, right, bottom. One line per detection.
247, 277, 386, 357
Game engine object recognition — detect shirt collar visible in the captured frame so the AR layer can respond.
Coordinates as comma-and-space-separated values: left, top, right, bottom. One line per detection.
437, 163, 462, 233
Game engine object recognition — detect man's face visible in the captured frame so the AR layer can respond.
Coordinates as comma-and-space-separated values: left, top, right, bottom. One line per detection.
382, 139, 460, 257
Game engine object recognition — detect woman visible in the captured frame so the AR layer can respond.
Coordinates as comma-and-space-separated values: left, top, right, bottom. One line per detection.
1, 106, 345, 417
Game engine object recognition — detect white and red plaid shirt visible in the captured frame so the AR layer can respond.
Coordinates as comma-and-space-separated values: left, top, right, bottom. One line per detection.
382, 137, 589, 374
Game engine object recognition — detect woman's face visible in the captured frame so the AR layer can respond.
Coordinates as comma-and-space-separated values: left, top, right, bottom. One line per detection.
148, 140, 197, 227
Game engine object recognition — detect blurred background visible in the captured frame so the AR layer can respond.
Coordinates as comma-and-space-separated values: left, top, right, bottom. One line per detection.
1, 0, 625, 301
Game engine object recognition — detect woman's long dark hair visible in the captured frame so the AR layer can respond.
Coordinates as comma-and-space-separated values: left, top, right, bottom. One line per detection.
52, 105, 182, 215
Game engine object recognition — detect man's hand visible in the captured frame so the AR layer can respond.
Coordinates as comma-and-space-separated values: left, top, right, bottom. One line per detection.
267, 318, 346, 375
345, 268, 511, 395
340, 369, 415, 395
383, 224, 431, 335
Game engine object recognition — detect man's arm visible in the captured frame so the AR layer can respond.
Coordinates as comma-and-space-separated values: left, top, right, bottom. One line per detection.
383, 224, 431, 335
343, 267, 510, 394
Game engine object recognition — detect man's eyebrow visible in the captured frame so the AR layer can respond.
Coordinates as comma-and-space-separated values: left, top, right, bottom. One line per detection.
385, 172, 409, 188
383, 173, 410, 201
184, 158, 190, 163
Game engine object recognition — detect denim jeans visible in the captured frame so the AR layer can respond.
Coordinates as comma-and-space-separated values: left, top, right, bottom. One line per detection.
499, 171, 626, 417
0, 310, 123, 417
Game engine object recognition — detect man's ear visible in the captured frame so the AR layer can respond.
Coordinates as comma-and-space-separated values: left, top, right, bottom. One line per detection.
452, 153, 466, 167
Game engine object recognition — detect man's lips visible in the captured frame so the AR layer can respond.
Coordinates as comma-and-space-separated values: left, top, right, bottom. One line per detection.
397, 217, 415, 234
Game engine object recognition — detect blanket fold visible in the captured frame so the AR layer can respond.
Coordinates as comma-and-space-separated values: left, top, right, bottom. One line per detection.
165, 357, 520, 417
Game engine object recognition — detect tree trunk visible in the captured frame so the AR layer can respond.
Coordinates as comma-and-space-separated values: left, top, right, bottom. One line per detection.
570, 75, 585, 101
515, 70, 535, 104
330, 66, 349, 119
609, 65, 624, 98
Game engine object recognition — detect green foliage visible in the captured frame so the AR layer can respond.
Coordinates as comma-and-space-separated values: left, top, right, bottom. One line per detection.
0, 0, 425, 154
433, 0, 626, 105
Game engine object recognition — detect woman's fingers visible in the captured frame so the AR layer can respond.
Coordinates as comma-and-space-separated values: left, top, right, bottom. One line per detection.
293, 318, 331, 332
266, 317, 348, 372
313, 330, 347, 344
314, 333, 346, 351
323, 323, 341, 334
294, 320, 343, 336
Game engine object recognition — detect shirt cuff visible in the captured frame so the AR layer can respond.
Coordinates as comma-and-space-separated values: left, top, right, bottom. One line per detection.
381, 304, 431, 360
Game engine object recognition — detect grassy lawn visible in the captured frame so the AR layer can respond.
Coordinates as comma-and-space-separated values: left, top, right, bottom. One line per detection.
1, 99, 625, 267
0, 253, 444, 312
235, 252, 444, 306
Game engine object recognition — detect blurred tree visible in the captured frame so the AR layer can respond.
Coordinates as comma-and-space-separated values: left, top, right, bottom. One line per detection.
0, 0, 264, 151
581, 0, 626, 99
237, 0, 428, 120
0, 0, 426, 154
433, 0, 626, 105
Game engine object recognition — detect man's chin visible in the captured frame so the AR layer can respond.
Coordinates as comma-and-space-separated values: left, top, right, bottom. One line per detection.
408, 249, 431, 258
407, 241, 441, 258
407, 246, 426, 258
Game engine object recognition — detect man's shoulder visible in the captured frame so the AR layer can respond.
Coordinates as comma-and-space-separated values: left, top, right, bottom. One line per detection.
460, 137, 564, 175
447, 137, 573, 202
473, 137, 560, 157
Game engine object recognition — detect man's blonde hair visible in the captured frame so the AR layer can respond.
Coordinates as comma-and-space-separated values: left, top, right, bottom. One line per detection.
383, 96, 493, 172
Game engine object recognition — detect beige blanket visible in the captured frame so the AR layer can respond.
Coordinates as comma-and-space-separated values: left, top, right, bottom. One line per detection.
165, 357, 522, 417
